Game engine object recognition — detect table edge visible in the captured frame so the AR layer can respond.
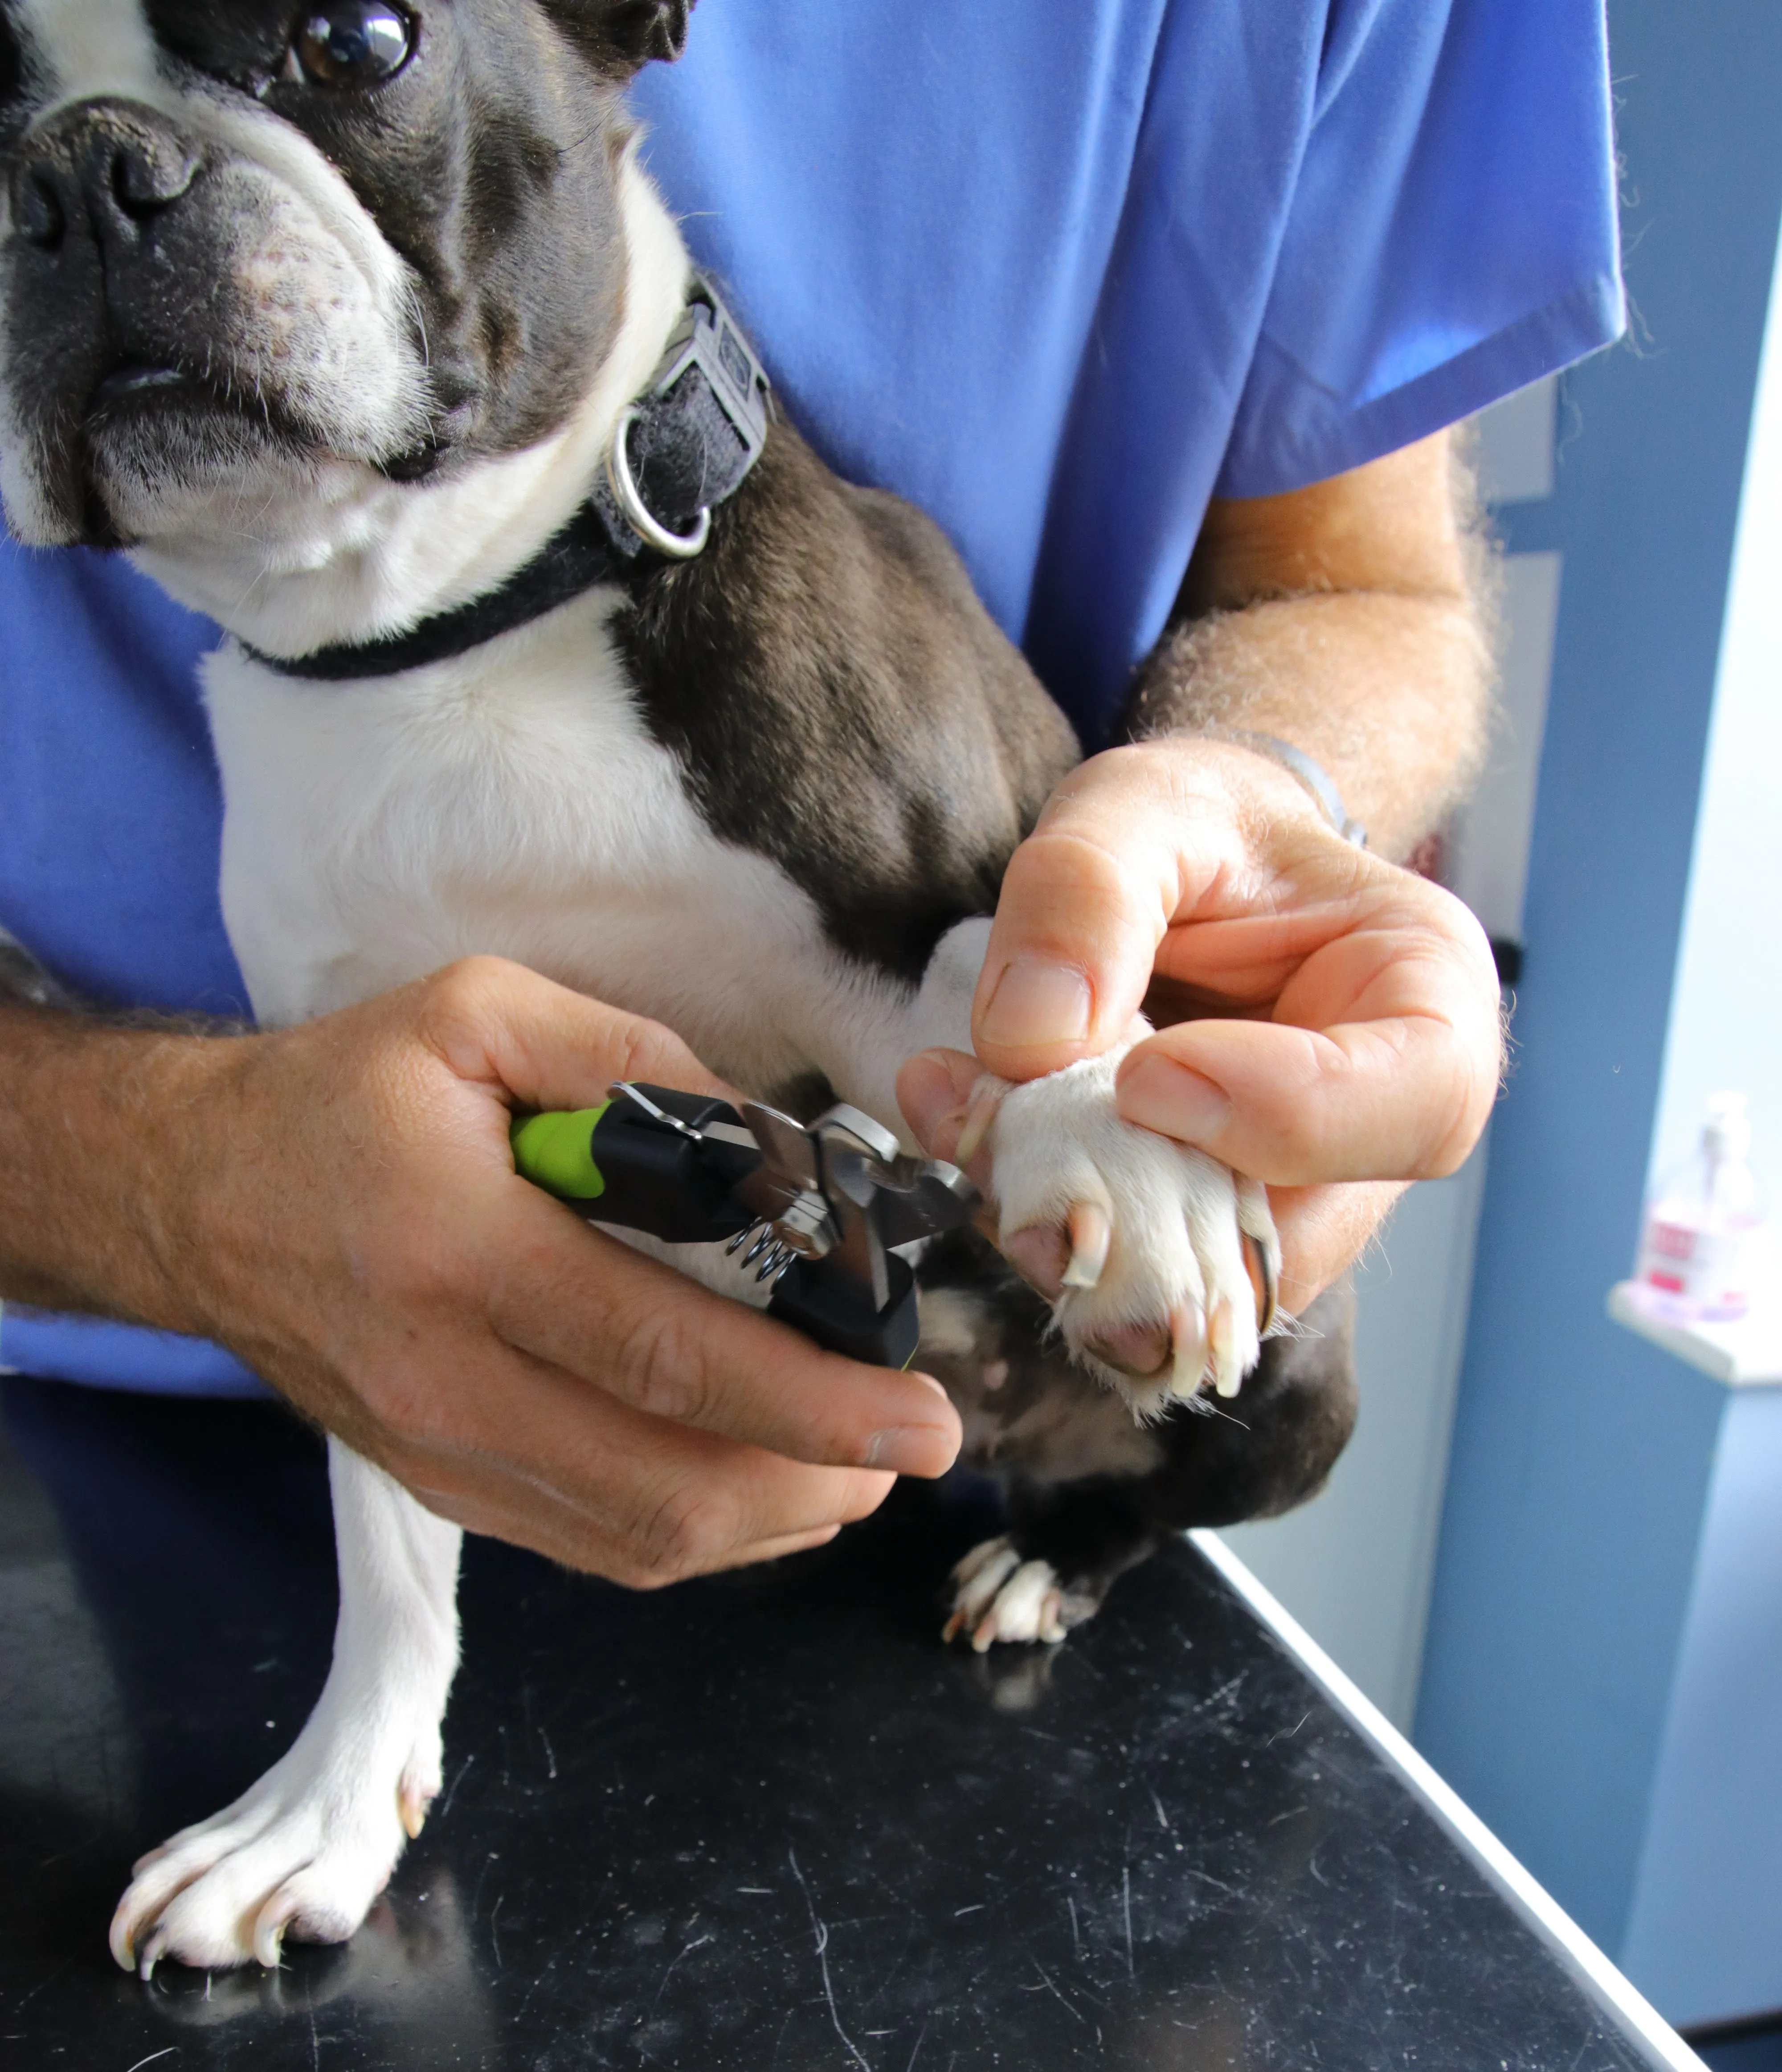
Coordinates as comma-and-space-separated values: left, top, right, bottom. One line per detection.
1189, 1529, 1707, 2072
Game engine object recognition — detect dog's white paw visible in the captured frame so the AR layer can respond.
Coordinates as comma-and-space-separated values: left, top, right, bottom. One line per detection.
942, 1535, 1070, 1651
110, 1710, 443, 1976
960, 1044, 1279, 1414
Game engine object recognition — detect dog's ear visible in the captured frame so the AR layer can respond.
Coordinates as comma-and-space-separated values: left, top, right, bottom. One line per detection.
546, 0, 694, 75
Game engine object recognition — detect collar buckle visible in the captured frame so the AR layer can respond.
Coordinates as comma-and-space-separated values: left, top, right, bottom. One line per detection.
601, 274, 771, 562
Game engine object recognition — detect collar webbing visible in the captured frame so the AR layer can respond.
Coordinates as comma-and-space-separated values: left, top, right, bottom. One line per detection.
241, 277, 770, 683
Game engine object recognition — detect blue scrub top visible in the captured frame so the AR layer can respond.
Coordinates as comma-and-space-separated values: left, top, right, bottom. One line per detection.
0, 0, 1623, 1396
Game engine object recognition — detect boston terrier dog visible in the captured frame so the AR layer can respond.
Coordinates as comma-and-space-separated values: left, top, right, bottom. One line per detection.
0, 0, 1356, 1974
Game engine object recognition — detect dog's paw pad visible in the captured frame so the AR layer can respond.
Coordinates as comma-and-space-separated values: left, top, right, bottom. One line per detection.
982, 1049, 1280, 1414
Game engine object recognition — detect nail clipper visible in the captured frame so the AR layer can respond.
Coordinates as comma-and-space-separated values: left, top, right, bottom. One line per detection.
511, 1083, 979, 1368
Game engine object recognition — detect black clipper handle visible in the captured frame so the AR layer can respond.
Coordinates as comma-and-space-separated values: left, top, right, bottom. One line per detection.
768, 1254, 920, 1370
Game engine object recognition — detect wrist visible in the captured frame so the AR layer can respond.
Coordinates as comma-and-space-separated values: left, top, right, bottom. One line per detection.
127, 1025, 267, 1341
0, 1002, 262, 1337
1123, 732, 1350, 853
1202, 729, 1368, 848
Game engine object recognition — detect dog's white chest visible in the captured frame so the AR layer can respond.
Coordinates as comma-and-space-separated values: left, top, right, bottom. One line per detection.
202, 591, 840, 1087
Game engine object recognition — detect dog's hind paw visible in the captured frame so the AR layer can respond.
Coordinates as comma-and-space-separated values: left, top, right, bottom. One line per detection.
962, 1044, 1279, 1416
941, 1535, 1099, 1651
110, 1719, 443, 1976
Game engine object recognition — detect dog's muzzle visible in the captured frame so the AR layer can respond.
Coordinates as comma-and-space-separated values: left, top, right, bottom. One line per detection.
1, 90, 429, 545
1, 98, 224, 538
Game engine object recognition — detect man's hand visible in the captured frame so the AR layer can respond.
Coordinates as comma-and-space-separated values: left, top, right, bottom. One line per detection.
899, 741, 1500, 1310
899, 429, 1503, 1311
0, 959, 960, 1579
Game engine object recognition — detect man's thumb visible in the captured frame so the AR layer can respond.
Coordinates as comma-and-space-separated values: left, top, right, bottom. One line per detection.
970, 822, 1163, 1081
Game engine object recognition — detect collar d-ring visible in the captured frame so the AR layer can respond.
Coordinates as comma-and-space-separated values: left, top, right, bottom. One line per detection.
606, 404, 712, 560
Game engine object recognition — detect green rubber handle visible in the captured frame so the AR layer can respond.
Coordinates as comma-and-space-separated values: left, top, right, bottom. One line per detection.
511, 1103, 611, 1201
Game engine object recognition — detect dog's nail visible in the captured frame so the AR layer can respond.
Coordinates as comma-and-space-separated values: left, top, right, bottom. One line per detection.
253, 1904, 294, 1970
109, 1904, 137, 1974
1209, 1296, 1243, 1398
1061, 1200, 1112, 1289
971, 1614, 1001, 1654
138, 1927, 168, 1981
942, 1610, 968, 1643
952, 1077, 1007, 1167
1242, 1229, 1278, 1335
1168, 1299, 1207, 1398
398, 1782, 434, 1840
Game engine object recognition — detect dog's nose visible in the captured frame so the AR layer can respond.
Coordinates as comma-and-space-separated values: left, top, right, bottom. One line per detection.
11, 99, 200, 254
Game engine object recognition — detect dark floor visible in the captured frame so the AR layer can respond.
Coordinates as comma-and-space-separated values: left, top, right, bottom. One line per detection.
1, 1374, 1697, 2070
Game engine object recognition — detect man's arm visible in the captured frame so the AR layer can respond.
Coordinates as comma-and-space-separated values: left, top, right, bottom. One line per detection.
1131, 429, 1492, 862
899, 427, 1504, 1310
0, 961, 961, 1575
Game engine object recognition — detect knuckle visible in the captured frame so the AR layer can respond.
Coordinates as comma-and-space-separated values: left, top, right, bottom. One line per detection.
606, 1290, 719, 1427
428, 954, 497, 1010
637, 1478, 745, 1581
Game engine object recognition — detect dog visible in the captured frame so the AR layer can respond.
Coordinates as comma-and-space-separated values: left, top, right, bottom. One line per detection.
0, 0, 1357, 1975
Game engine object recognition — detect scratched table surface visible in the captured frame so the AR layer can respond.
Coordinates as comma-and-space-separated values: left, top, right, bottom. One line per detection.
0, 1376, 1683, 2072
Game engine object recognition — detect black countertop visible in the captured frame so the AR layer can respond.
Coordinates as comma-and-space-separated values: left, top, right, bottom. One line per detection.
0, 1374, 1695, 2071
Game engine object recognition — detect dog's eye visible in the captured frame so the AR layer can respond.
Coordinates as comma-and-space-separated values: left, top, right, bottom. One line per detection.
291, 3, 414, 88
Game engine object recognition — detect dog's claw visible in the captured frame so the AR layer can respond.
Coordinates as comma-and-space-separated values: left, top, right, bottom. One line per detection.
1209, 1295, 1242, 1398
952, 1076, 1008, 1169
1061, 1199, 1112, 1290
253, 1900, 294, 1970
944, 1536, 1022, 1643
1242, 1228, 1278, 1336
398, 1779, 434, 1841
137, 1927, 168, 1981
1168, 1298, 1207, 1399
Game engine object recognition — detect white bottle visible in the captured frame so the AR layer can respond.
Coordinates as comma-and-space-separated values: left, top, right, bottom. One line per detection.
1636, 1092, 1769, 1321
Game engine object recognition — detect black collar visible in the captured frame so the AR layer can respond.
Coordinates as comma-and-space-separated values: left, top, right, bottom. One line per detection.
241, 278, 770, 683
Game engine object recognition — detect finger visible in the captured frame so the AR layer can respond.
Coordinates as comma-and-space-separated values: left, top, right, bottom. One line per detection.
413, 956, 735, 1115
1114, 889, 1501, 1185
484, 1195, 962, 1476
419, 1464, 877, 1583
897, 1047, 987, 1157
896, 1049, 1005, 1222
1116, 1005, 1497, 1185
390, 1348, 896, 1582
970, 743, 1323, 1082
971, 752, 1197, 1080
1267, 1181, 1408, 1312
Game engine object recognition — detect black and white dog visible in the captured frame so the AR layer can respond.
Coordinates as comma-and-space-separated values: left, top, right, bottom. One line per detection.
0, 0, 1355, 1974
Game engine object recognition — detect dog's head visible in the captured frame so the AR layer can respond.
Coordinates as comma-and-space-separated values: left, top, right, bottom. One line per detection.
0, 0, 691, 549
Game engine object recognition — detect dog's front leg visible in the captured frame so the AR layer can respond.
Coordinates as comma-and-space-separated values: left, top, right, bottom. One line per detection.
110, 1439, 462, 1976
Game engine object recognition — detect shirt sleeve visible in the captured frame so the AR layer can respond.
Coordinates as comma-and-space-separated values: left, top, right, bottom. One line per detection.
1216, 0, 1624, 497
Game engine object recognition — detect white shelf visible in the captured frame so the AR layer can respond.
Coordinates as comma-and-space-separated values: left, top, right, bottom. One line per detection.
1607, 1280, 1782, 1385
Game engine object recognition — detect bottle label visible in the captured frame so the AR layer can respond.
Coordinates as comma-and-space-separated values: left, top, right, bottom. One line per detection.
1637, 1216, 1762, 1317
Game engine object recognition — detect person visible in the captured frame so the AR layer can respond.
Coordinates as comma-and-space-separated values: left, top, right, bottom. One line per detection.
0, 0, 1621, 1582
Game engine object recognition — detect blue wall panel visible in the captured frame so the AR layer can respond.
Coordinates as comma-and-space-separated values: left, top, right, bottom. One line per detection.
1415, 4, 1782, 1952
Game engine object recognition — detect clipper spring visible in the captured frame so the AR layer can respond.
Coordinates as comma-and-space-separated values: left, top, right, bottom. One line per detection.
725, 1218, 798, 1284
